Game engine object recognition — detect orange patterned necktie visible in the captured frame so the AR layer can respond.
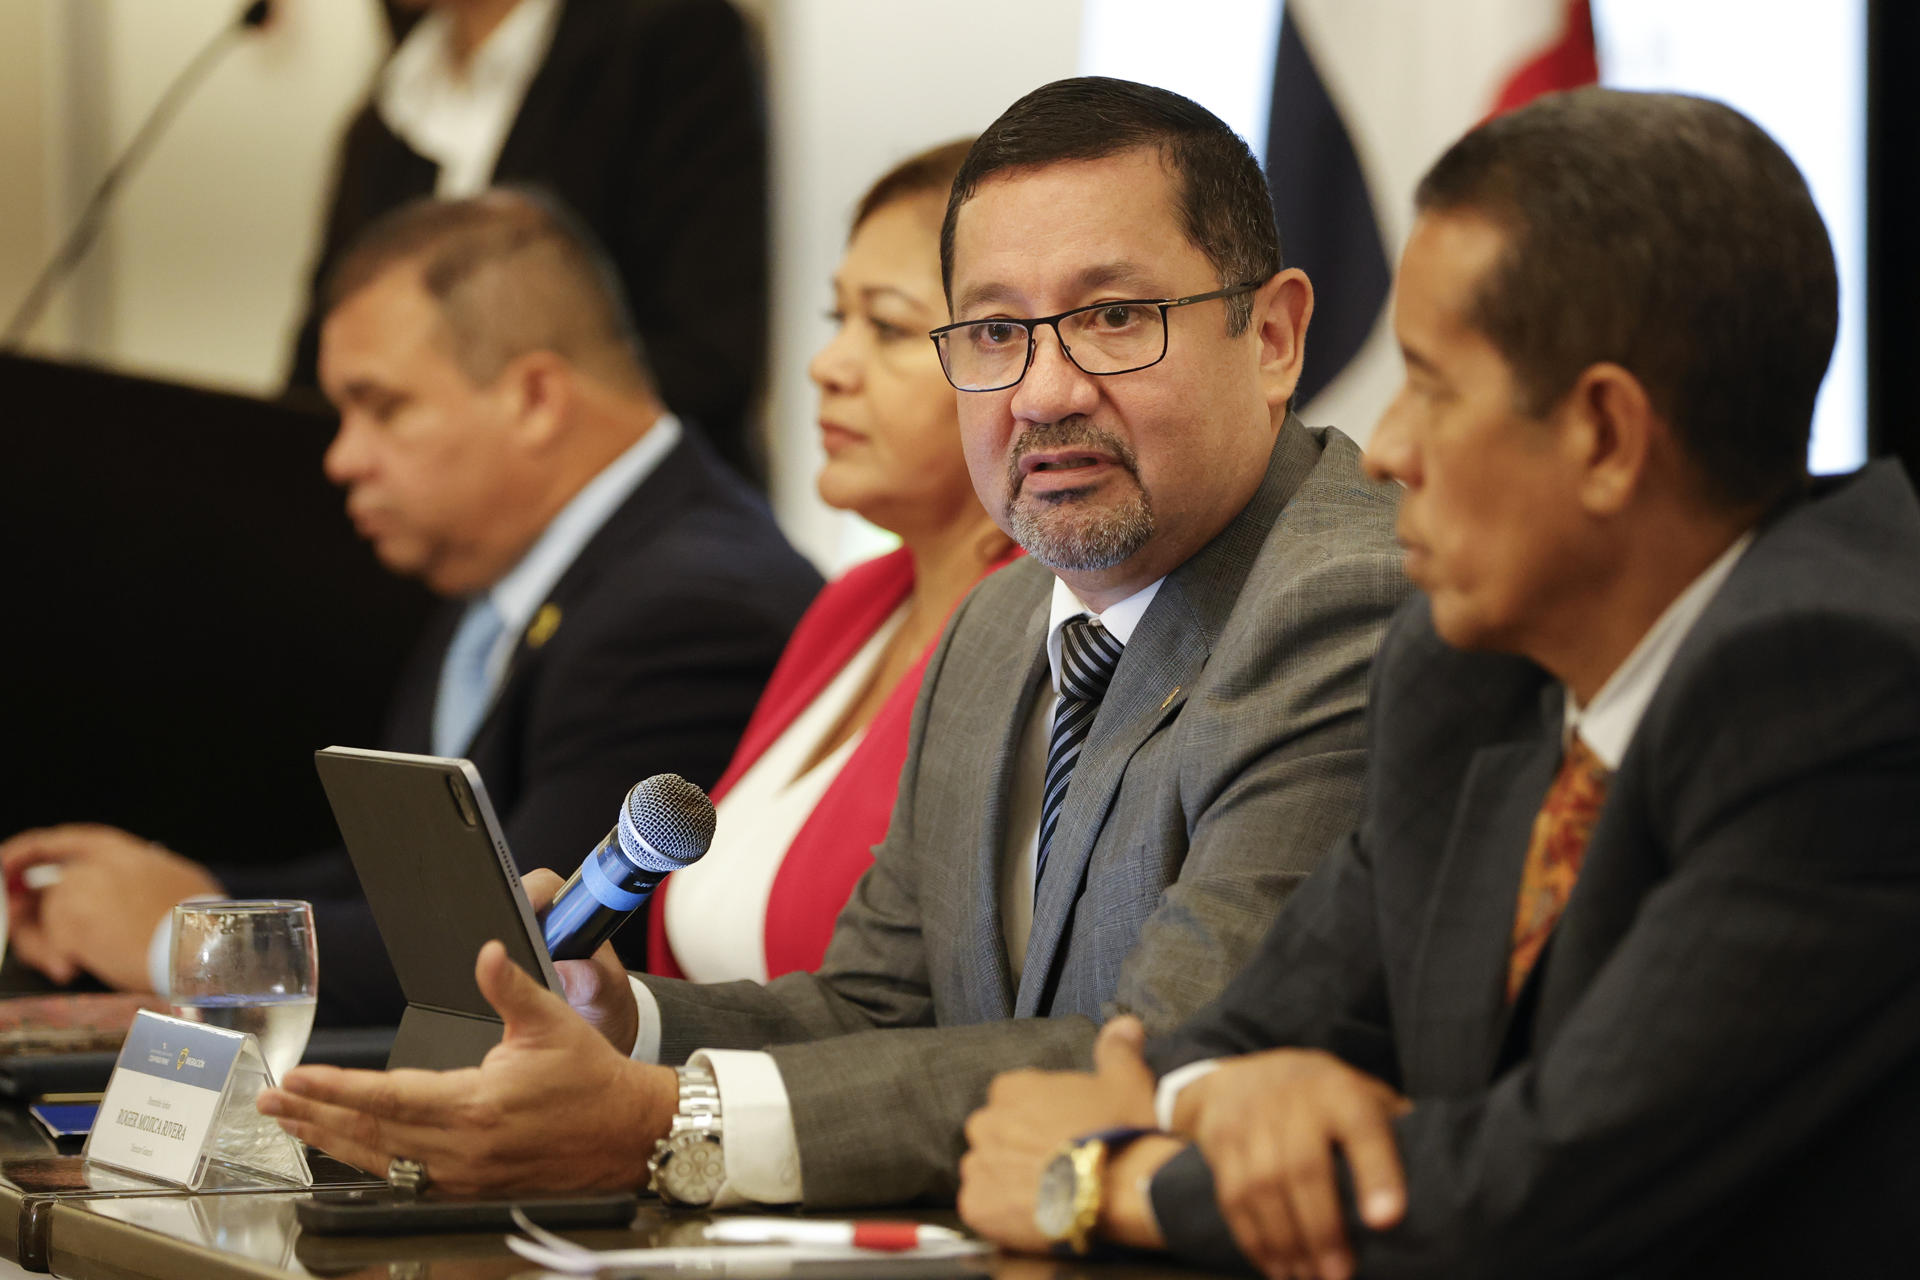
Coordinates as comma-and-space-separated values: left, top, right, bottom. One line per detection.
1507, 733, 1611, 1000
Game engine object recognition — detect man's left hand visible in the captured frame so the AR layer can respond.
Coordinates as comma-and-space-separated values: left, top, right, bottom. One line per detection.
1176, 1048, 1411, 1280
958, 1015, 1159, 1251
258, 939, 676, 1194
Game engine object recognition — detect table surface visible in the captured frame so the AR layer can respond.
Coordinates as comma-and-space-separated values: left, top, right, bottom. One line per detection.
0, 1122, 1213, 1280
45, 1190, 1215, 1280
0, 1004, 1210, 1280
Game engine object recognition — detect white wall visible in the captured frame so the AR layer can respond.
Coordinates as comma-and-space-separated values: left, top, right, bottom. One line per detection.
97, 1, 387, 394
1594, 0, 1869, 474
1080, 0, 1281, 160
760, 0, 1082, 568
3, 0, 385, 395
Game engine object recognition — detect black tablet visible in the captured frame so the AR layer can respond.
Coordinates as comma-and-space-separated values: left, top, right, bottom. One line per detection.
313, 747, 562, 1070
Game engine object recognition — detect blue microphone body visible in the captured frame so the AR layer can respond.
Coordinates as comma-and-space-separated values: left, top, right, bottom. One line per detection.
541, 774, 715, 961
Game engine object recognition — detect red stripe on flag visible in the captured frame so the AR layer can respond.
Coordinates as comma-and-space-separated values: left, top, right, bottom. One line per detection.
1487, 0, 1598, 119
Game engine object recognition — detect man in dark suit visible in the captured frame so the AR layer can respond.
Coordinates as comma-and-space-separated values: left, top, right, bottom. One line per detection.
288, 0, 767, 483
958, 89, 1920, 1278
2, 191, 819, 1026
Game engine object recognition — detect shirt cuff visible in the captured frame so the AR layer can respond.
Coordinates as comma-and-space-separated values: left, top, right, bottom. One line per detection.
693, 1049, 802, 1207
628, 975, 662, 1062
1155, 1059, 1222, 1132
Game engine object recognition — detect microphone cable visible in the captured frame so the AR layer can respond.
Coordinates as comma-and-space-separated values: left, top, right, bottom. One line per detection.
2, 0, 272, 350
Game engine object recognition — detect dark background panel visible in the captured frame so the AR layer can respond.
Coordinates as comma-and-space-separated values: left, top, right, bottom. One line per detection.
1869, 0, 1915, 480
3, 354, 433, 865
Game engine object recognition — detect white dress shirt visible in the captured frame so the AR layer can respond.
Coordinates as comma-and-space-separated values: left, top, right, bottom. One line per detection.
1152, 532, 1756, 1128
628, 573, 1164, 1205
376, 0, 562, 198
145, 417, 680, 996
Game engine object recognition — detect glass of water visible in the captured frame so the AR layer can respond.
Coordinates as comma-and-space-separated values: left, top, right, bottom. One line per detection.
169, 900, 318, 1085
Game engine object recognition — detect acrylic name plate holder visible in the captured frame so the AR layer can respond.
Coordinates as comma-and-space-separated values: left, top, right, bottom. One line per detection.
82, 1010, 311, 1191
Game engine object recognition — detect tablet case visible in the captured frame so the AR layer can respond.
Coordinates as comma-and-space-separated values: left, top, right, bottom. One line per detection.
313, 747, 563, 1071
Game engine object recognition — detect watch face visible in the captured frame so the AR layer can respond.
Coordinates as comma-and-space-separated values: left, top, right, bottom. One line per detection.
1034, 1150, 1079, 1242
656, 1133, 726, 1203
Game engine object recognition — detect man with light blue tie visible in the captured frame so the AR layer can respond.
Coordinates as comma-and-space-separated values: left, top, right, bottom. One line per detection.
0, 191, 819, 1024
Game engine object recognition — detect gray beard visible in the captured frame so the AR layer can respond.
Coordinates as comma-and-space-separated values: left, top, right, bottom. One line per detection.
1002, 420, 1155, 572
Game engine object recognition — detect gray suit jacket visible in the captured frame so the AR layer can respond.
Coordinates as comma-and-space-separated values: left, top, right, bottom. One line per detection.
1146, 462, 1920, 1278
642, 419, 1408, 1205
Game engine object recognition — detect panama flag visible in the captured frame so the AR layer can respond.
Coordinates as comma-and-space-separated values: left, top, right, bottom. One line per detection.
1266, 0, 1597, 445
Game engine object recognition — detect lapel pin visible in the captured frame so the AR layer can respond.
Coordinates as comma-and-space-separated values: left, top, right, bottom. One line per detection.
1159, 686, 1182, 711
526, 603, 563, 649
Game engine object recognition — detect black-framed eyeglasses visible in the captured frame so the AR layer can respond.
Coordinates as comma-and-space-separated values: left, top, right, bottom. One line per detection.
928, 280, 1263, 392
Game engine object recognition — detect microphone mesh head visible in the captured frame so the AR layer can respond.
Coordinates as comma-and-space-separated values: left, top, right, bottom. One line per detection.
615, 773, 716, 873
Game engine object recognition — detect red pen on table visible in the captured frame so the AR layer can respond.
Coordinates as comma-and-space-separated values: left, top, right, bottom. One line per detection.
703, 1218, 968, 1251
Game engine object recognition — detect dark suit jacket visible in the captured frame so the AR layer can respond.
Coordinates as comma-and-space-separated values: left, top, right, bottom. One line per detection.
288, 0, 768, 481
1146, 462, 1920, 1278
643, 421, 1410, 1206
225, 430, 820, 1026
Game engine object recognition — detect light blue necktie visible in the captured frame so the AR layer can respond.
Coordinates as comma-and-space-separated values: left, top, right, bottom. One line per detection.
432, 597, 505, 757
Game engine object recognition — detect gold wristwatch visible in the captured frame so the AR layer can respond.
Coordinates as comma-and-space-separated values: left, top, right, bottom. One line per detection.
1033, 1127, 1153, 1256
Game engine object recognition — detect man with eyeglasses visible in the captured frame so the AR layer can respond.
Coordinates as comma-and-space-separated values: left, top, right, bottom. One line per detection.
256, 76, 1407, 1212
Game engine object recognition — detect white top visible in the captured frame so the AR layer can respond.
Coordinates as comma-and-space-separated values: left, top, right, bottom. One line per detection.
663, 606, 907, 983
1153, 532, 1757, 1128
627, 573, 1165, 1206
376, 0, 563, 198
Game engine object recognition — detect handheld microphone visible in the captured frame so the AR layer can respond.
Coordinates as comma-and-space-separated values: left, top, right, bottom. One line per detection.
541, 773, 715, 961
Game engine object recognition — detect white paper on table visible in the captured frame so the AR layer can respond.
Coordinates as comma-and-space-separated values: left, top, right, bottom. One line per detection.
507, 1210, 988, 1277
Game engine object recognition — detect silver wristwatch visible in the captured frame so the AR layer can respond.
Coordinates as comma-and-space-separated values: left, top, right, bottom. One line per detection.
647, 1063, 725, 1206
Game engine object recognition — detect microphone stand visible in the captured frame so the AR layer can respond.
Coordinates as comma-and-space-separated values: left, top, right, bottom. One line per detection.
2, 0, 272, 350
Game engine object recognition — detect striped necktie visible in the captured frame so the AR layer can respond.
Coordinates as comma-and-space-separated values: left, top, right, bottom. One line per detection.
1036, 615, 1126, 889
432, 596, 505, 758
1507, 732, 1611, 1000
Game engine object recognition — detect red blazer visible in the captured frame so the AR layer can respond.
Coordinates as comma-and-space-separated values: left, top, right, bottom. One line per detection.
647, 546, 1018, 978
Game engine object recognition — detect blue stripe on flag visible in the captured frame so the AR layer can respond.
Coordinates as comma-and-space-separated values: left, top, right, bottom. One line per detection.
1265, 10, 1392, 409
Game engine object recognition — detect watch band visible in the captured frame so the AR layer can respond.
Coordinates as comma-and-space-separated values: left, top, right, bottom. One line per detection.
647, 1062, 726, 1206
673, 1062, 722, 1129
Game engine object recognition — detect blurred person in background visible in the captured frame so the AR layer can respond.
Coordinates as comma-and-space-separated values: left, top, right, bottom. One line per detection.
647, 140, 1019, 983
287, 0, 769, 483
4, 190, 817, 1026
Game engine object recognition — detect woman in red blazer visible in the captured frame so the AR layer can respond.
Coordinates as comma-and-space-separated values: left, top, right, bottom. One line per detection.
648, 141, 1017, 980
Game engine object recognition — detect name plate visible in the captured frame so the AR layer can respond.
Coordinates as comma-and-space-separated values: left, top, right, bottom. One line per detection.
84, 1011, 310, 1191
